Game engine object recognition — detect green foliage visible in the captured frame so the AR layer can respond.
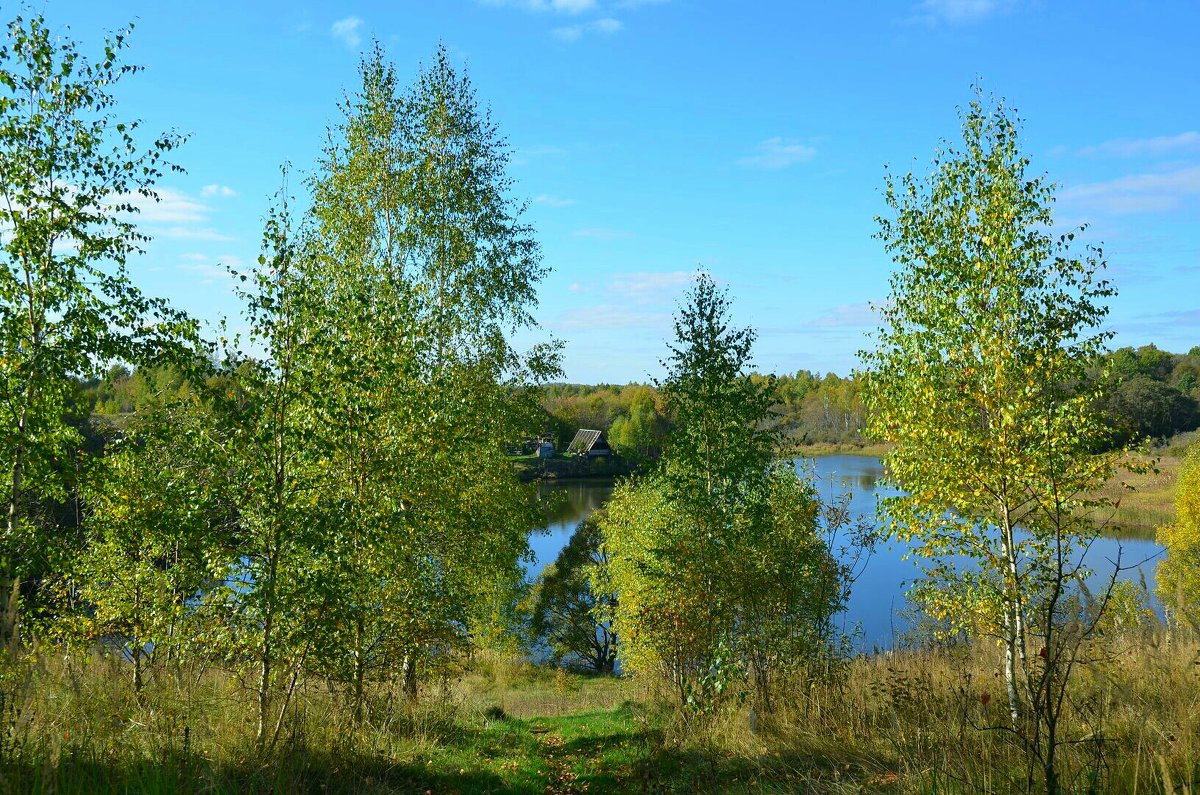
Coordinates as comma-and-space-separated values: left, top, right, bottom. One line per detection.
1094, 345, 1200, 445
1098, 375, 1199, 444
539, 348, 1199, 455
305, 41, 557, 695
530, 516, 617, 674
81, 364, 202, 417
0, 13, 195, 657
606, 387, 667, 465
1158, 442, 1200, 631
863, 90, 1126, 791
599, 275, 846, 711
217, 191, 331, 746
539, 382, 668, 454
72, 403, 235, 694
771, 370, 868, 445
864, 91, 1118, 636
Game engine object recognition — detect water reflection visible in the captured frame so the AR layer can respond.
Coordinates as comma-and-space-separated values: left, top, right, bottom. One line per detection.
525, 457, 1166, 650
528, 479, 614, 575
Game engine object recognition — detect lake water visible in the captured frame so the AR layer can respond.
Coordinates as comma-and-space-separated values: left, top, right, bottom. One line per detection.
529, 456, 1166, 650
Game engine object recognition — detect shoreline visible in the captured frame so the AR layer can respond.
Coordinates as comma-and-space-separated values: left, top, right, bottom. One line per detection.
780, 442, 892, 458
516, 443, 890, 483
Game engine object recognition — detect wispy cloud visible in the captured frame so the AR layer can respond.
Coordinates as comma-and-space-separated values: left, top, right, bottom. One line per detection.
552, 26, 582, 42
738, 137, 817, 170
115, 188, 208, 223
160, 226, 236, 242
553, 17, 623, 41
554, 305, 667, 330
1059, 165, 1200, 215
201, 184, 237, 198
178, 253, 245, 285
913, 0, 1010, 24
608, 270, 691, 302
1114, 308, 1200, 338
574, 227, 634, 240
533, 193, 576, 208
482, 0, 597, 14
1148, 309, 1200, 327
512, 144, 567, 166
592, 17, 622, 32
330, 16, 364, 48
1074, 131, 1200, 159
112, 186, 237, 241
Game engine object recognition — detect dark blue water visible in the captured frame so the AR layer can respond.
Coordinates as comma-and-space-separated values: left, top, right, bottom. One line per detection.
528, 479, 613, 574
528, 456, 1165, 650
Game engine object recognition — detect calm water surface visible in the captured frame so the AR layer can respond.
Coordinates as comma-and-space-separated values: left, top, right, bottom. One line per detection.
529, 456, 1165, 650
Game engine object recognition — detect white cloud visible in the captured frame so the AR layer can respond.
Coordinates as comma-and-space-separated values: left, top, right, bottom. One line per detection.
1115, 308, 1200, 337
512, 144, 567, 166
915, 0, 1009, 24
114, 188, 208, 223
738, 137, 817, 170
1059, 165, 1200, 215
533, 194, 576, 208
177, 253, 245, 285
110, 186, 237, 241
608, 271, 691, 302
554, 304, 667, 330
482, 0, 597, 13
1075, 131, 1200, 159
331, 16, 364, 48
552, 17, 622, 41
160, 226, 237, 242
201, 184, 237, 198
553, 25, 583, 41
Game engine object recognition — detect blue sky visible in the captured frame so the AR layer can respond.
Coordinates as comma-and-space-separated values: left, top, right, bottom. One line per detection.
42, 0, 1200, 382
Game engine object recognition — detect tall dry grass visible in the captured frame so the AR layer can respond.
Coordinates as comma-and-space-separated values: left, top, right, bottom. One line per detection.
2, 635, 1198, 792
661, 628, 1200, 792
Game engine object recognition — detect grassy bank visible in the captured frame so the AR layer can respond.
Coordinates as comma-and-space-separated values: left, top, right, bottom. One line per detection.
4, 631, 1199, 793
781, 441, 892, 458
513, 454, 639, 482
1089, 453, 1182, 538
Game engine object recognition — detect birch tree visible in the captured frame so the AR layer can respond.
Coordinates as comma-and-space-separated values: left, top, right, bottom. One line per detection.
1158, 442, 1200, 632
302, 45, 557, 712
862, 92, 1123, 793
0, 14, 190, 657
217, 194, 329, 748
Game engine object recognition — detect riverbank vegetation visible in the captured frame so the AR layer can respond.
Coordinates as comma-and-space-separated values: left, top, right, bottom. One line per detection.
2, 10, 1199, 794
528, 346, 1199, 460
5, 633, 1200, 793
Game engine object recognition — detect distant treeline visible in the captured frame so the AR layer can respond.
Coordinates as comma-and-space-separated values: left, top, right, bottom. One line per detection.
531, 343, 1200, 456
1094, 344, 1200, 445
78, 343, 1200, 457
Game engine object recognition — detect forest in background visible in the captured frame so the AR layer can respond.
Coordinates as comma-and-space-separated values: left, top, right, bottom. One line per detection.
80, 340, 1200, 457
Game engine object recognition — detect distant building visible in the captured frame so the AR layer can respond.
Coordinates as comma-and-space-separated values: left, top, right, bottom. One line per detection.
536, 440, 556, 458
567, 429, 611, 457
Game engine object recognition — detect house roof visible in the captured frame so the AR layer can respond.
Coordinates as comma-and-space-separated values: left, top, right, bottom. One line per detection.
567, 428, 609, 454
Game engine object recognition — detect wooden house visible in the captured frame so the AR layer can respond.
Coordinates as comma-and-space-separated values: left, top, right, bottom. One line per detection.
567, 429, 611, 457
